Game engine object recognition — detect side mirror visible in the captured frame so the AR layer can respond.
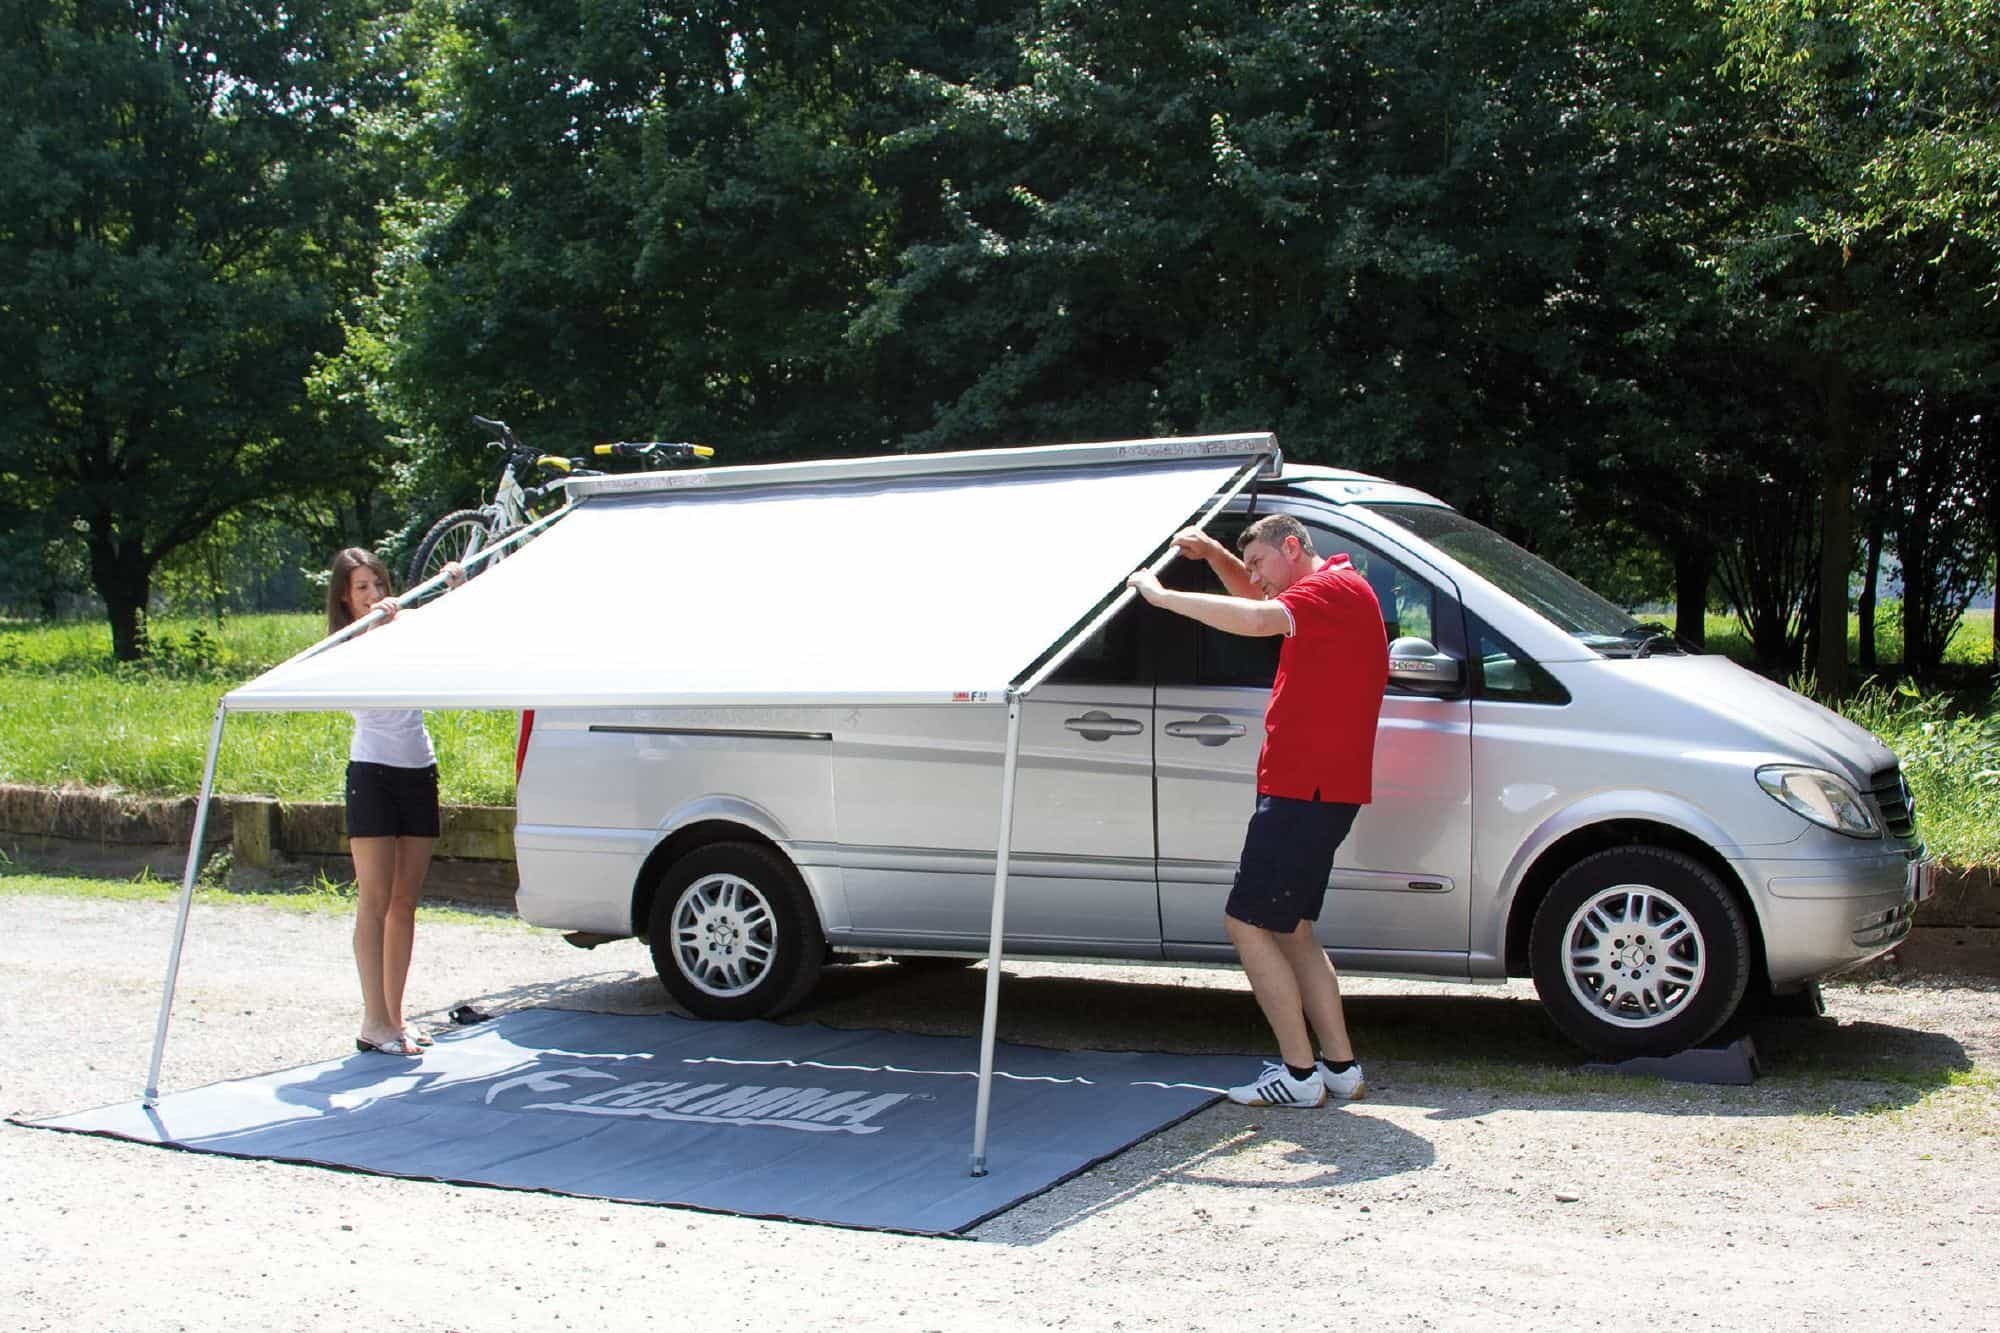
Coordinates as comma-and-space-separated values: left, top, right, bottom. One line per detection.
1387, 637, 1461, 693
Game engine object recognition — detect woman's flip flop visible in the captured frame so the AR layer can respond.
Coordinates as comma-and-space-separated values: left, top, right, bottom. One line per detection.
355, 1034, 423, 1057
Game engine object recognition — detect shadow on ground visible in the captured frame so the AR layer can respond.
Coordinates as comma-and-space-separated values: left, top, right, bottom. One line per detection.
433, 957, 1977, 1124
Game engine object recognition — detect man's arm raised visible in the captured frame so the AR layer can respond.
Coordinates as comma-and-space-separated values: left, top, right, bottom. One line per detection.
1170, 527, 1258, 600
1126, 569, 1291, 637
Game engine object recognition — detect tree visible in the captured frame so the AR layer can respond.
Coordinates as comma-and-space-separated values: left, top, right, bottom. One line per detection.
1714, 0, 2000, 273
0, 0, 394, 657
1703, 0, 2000, 692
858, 0, 1641, 550
1887, 397, 1990, 671
368, 0, 969, 514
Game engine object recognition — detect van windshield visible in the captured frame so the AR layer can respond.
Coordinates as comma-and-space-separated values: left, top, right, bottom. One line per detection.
1362, 503, 1656, 653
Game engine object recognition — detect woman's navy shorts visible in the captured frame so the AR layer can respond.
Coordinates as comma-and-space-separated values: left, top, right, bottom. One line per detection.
345, 761, 441, 839
1225, 793, 1361, 931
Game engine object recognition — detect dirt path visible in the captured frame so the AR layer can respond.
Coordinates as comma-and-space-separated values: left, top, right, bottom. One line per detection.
2, 892, 1994, 1331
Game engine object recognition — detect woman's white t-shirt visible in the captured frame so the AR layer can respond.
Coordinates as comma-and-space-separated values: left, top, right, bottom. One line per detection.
349, 709, 437, 769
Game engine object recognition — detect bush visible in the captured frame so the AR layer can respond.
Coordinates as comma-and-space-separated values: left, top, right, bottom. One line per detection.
1838, 682, 2000, 866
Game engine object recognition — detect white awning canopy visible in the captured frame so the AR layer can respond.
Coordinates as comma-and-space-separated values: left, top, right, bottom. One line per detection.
226, 437, 1274, 712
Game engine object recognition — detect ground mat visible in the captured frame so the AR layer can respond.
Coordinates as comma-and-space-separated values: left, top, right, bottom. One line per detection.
25, 1008, 1249, 1235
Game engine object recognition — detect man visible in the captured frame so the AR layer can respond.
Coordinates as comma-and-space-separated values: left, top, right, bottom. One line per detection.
1127, 515, 1388, 1107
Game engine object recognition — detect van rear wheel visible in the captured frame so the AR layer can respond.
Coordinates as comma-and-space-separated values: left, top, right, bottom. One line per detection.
1529, 846, 1751, 1059
647, 842, 824, 1020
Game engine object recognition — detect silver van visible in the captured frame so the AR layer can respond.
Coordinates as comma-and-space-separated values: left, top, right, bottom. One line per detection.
512, 462, 1933, 1058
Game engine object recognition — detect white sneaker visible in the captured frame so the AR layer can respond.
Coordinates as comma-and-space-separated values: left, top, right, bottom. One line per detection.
1318, 1060, 1366, 1101
1227, 1062, 1326, 1108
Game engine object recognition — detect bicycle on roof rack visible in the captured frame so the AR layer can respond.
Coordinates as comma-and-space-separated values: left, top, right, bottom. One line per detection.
405, 414, 714, 588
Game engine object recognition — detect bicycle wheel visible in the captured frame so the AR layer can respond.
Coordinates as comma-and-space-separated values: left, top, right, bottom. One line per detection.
407, 509, 499, 588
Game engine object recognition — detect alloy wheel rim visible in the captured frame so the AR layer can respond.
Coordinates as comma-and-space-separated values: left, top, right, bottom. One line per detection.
671, 873, 777, 998
1560, 883, 1707, 1028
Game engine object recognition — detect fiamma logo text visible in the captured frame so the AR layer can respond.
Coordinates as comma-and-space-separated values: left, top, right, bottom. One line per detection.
483, 1068, 912, 1135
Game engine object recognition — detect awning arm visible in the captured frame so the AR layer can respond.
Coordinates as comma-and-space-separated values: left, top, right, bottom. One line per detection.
1013, 455, 1266, 697
968, 691, 1026, 1177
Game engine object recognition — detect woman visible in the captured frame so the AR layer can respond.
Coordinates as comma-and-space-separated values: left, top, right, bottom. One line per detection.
326, 547, 463, 1056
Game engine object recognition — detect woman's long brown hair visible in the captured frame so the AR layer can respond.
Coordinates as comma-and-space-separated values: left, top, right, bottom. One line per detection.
326, 548, 394, 634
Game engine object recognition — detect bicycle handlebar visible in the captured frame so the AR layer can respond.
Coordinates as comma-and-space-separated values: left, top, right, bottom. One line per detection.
470, 413, 713, 477
471, 413, 516, 444
593, 440, 715, 462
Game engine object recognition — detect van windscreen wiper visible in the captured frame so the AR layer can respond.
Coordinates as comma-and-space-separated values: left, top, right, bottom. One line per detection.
1613, 624, 1689, 658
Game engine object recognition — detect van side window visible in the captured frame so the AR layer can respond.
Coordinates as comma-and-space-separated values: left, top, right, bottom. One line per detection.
1471, 615, 1570, 704
1165, 515, 1444, 690
1045, 597, 1145, 685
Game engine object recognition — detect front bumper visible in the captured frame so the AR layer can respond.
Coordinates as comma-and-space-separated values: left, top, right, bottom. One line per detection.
1736, 844, 1934, 986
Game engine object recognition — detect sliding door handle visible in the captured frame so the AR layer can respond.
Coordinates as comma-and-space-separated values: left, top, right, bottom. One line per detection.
1164, 716, 1247, 746
1064, 711, 1145, 740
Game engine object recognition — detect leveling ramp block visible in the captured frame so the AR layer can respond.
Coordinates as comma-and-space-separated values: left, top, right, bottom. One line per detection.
1581, 1034, 1765, 1086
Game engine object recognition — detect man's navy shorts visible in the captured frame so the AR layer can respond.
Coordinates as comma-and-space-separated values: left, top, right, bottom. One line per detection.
345, 761, 441, 839
1225, 793, 1361, 931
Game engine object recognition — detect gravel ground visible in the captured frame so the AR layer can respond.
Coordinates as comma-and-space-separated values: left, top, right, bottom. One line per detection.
2, 891, 1996, 1332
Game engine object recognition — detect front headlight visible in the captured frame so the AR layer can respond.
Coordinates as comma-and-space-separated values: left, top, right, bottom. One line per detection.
1755, 765, 1882, 838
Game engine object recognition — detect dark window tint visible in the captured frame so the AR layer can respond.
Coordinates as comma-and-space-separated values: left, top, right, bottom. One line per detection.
1471, 615, 1570, 704
1363, 502, 1639, 651
1045, 597, 1145, 685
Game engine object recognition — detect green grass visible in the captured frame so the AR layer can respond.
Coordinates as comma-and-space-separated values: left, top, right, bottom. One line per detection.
0, 612, 321, 676
1697, 607, 1995, 671
0, 612, 519, 805
0, 863, 526, 928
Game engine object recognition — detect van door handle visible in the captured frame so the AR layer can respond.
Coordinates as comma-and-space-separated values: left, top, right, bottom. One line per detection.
1164, 715, 1247, 747
1064, 711, 1145, 740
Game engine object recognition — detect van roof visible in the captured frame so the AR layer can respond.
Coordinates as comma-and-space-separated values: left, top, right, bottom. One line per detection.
1276, 463, 1451, 510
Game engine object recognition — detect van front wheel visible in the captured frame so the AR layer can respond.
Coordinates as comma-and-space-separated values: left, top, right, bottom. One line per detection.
1529, 846, 1751, 1059
647, 842, 824, 1020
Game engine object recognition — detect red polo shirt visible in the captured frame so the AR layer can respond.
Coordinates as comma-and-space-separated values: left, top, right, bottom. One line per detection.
1258, 555, 1389, 803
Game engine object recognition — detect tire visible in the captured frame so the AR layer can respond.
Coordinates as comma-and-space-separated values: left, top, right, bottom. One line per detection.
647, 842, 825, 1020
407, 509, 497, 589
1528, 846, 1751, 1059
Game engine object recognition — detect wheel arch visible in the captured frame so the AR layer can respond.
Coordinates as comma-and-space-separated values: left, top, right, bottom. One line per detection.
1502, 816, 1765, 981
630, 801, 800, 940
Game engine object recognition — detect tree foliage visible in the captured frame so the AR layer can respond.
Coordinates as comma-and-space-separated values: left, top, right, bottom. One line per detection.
0, 0, 394, 656
1712, 0, 2000, 271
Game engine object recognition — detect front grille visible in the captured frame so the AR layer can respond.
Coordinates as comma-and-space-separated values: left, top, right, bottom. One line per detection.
1868, 765, 1917, 839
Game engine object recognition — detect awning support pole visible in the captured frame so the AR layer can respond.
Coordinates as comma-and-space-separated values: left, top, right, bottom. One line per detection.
144, 702, 228, 1106
969, 692, 1025, 1177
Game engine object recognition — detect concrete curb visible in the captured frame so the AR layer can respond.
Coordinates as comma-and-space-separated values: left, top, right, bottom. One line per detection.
0, 783, 517, 911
